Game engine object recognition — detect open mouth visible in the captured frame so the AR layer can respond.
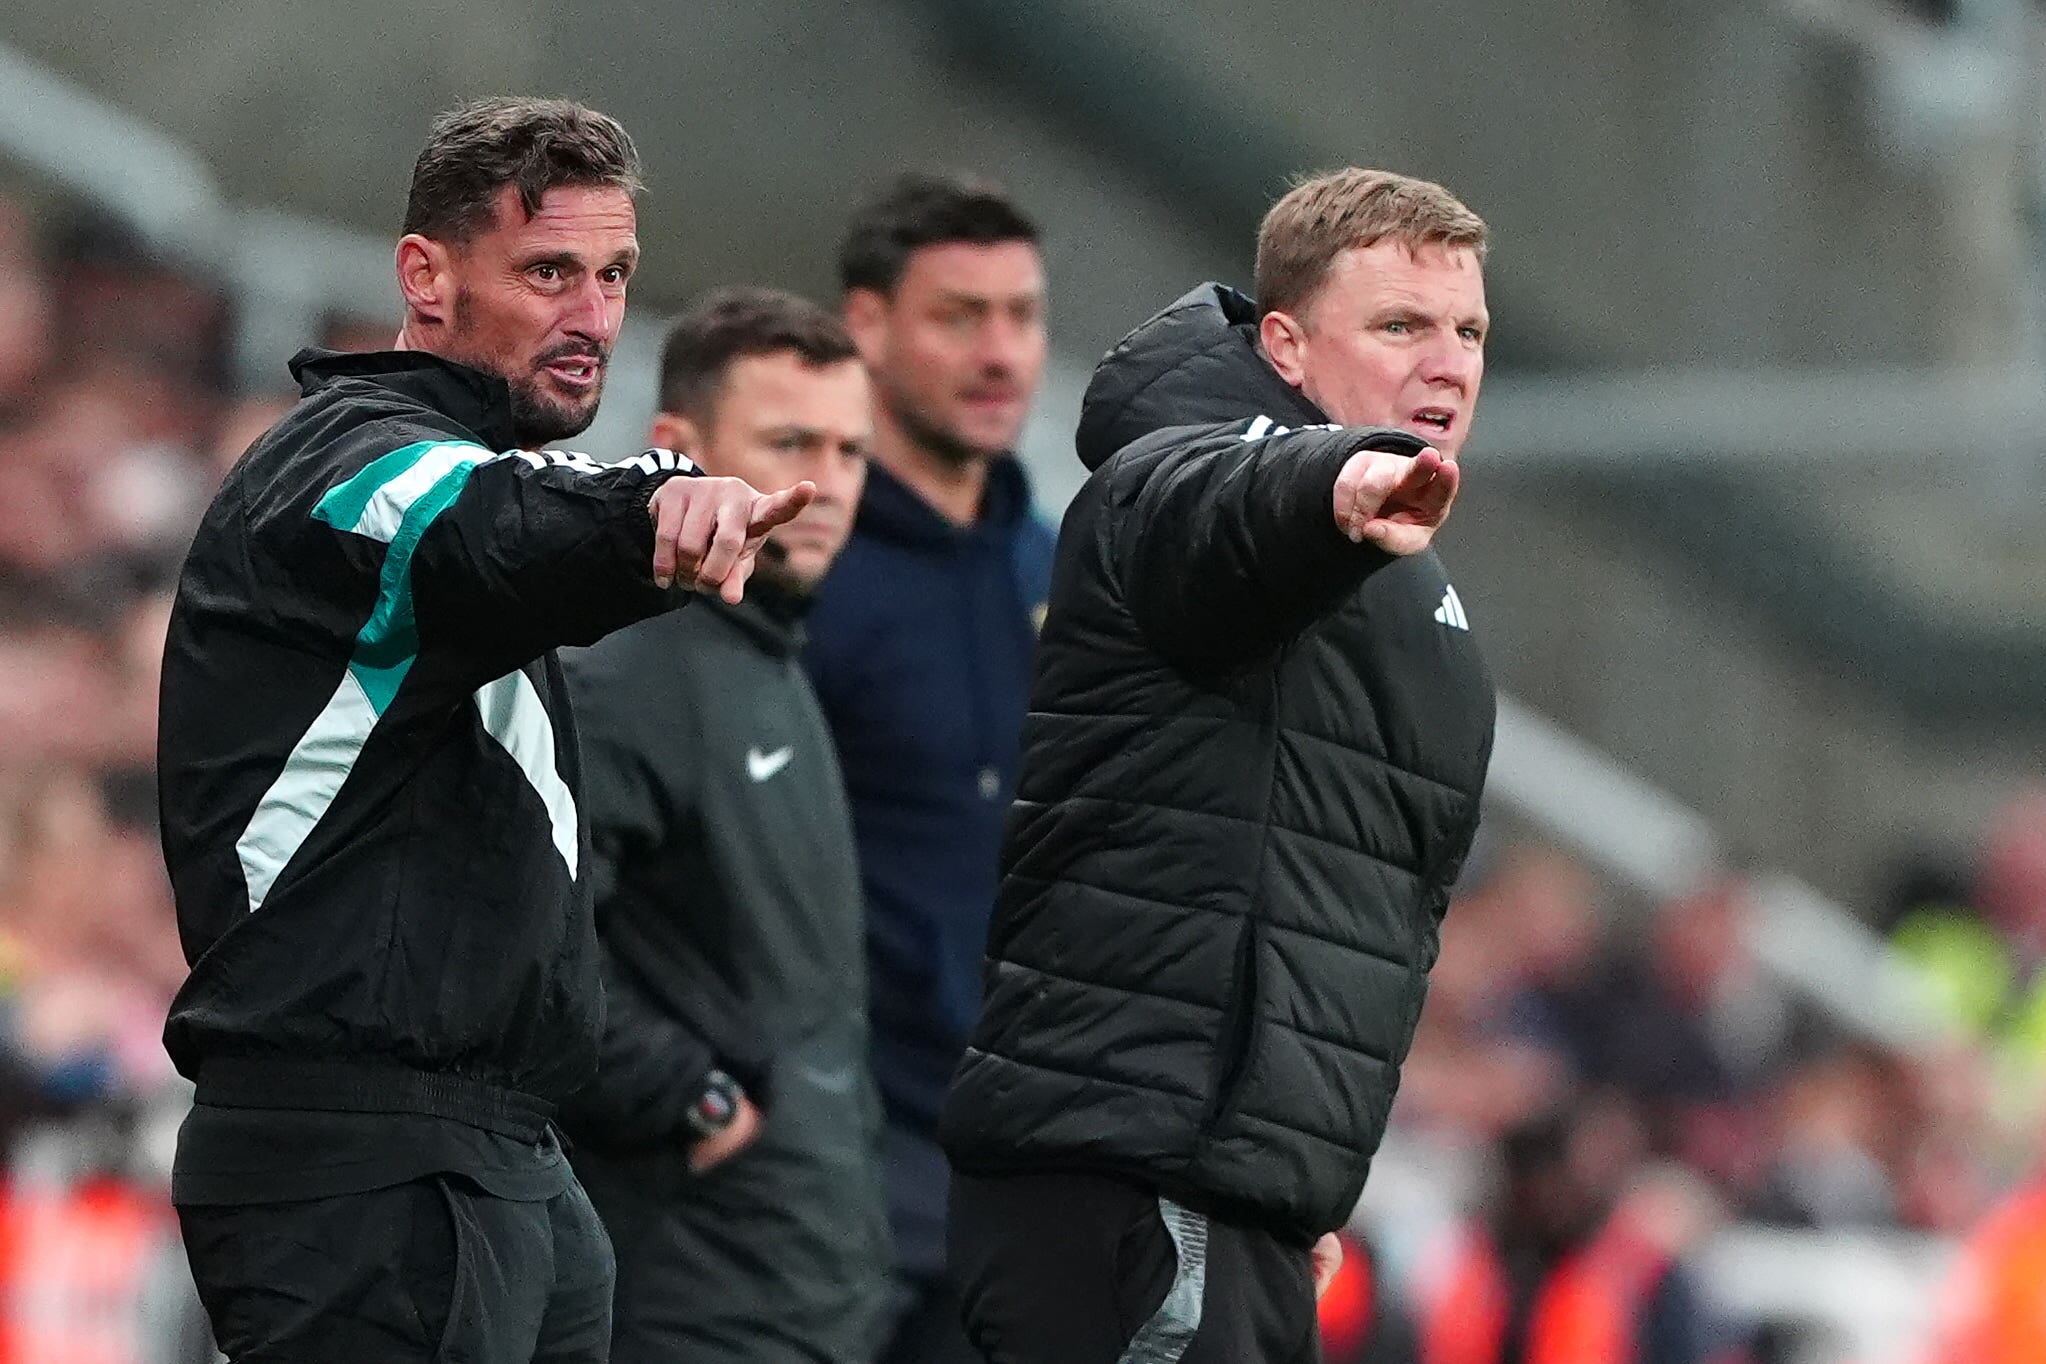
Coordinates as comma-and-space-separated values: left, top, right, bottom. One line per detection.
543, 357, 603, 389
1411, 407, 1455, 437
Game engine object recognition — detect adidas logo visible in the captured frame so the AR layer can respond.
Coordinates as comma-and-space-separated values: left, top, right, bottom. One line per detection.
1434, 585, 1470, 631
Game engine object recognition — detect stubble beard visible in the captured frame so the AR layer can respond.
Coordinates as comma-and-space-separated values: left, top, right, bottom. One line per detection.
449, 288, 604, 448
505, 372, 601, 449
880, 376, 1004, 468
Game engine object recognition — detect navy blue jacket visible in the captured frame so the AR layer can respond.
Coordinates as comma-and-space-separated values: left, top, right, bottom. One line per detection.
804, 458, 1053, 1130
803, 457, 1052, 1264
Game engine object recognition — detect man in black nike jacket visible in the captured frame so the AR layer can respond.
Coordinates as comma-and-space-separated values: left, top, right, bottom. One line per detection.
562, 287, 890, 1362
158, 99, 808, 1364
942, 169, 1498, 1363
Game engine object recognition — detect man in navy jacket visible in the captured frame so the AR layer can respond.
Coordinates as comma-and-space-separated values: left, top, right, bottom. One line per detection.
803, 172, 1053, 1363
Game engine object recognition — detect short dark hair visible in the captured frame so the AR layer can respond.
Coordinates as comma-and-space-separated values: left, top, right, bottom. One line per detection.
658, 287, 860, 420
403, 97, 643, 244
837, 171, 1039, 296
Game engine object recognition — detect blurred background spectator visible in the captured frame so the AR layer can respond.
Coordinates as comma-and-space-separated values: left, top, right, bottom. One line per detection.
3, 2, 2046, 1360
0, 178, 222, 1363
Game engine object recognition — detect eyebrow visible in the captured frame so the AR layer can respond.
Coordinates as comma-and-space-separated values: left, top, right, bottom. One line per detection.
517, 247, 640, 270
933, 287, 1041, 307
1372, 304, 1490, 329
762, 423, 870, 448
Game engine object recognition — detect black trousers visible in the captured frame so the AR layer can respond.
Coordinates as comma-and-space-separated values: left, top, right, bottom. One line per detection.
576, 1142, 891, 1364
880, 1270, 984, 1364
948, 1169, 1322, 1364
178, 1174, 614, 1363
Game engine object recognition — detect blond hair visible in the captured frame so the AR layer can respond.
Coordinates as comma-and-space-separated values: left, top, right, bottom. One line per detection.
1255, 168, 1487, 318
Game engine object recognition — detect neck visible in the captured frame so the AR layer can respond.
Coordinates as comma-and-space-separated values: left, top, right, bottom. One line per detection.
747, 556, 808, 608
870, 413, 990, 526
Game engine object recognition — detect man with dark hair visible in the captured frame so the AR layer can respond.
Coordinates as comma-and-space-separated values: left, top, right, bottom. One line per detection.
804, 170, 1054, 1363
562, 286, 889, 1363
941, 167, 1495, 1362
158, 99, 809, 1364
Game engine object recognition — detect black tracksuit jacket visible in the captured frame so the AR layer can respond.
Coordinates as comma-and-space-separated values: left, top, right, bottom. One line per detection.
559, 589, 889, 1359
942, 284, 1497, 1243
160, 349, 695, 1117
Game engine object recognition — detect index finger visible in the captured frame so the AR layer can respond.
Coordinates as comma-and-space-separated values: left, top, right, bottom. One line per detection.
746, 481, 817, 535
1390, 447, 1448, 496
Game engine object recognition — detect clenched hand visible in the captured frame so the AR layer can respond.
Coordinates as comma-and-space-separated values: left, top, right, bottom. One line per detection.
649, 476, 816, 603
1332, 446, 1460, 556
689, 1093, 764, 1173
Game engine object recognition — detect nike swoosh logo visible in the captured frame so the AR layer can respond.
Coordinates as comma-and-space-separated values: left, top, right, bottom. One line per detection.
746, 746, 795, 782
794, 1063, 858, 1095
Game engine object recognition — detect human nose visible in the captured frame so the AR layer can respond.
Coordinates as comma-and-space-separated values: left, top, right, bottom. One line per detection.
803, 450, 863, 508
976, 313, 1041, 374
564, 276, 619, 345
1421, 335, 1479, 392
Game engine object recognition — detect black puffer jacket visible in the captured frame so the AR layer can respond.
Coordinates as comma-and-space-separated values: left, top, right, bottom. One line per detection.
941, 284, 1496, 1241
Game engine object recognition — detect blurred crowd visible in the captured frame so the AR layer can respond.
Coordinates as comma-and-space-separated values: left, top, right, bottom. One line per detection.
2, 173, 2044, 1364
1356, 821, 2031, 1364
0, 184, 284, 1364
0, 186, 250, 1147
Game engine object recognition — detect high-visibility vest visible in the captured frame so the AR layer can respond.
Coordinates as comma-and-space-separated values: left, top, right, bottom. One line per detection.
1419, 1219, 1671, 1364
1929, 1181, 2046, 1364
1892, 911, 2046, 1138
0, 1175, 173, 1364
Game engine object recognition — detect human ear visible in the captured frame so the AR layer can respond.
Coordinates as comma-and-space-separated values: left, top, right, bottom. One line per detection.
842, 289, 890, 367
1260, 309, 1310, 388
648, 410, 701, 460
395, 234, 453, 325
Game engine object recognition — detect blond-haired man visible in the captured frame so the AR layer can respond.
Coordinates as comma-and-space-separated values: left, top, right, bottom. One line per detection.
941, 169, 1497, 1363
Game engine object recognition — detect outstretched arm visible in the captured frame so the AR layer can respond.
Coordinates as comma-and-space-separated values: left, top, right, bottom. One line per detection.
1114, 421, 1457, 672
308, 437, 811, 684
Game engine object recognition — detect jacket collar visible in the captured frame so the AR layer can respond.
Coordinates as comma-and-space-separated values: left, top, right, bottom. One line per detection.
1076, 282, 1327, 471
854, 454, 1034, 548
291, 348, 521, 451
703, 578, 811, 658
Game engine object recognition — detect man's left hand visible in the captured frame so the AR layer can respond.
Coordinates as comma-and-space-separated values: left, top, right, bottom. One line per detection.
1312, 1233, 1344, 1300
688, 1093, 764, 1173
1332, 445, 1460, 555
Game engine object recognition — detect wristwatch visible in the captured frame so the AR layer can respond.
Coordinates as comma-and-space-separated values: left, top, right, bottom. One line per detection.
684, 1068, 744, 1139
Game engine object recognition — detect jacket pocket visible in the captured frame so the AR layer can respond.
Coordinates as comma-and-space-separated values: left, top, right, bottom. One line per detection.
1200, 913, 1262, 1135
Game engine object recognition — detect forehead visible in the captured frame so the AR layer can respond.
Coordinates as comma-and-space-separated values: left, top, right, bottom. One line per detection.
472, 183, 638, 255
895, 239, 1044, 300
1313, 240, 1486, 316
717, 351, 871, 427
